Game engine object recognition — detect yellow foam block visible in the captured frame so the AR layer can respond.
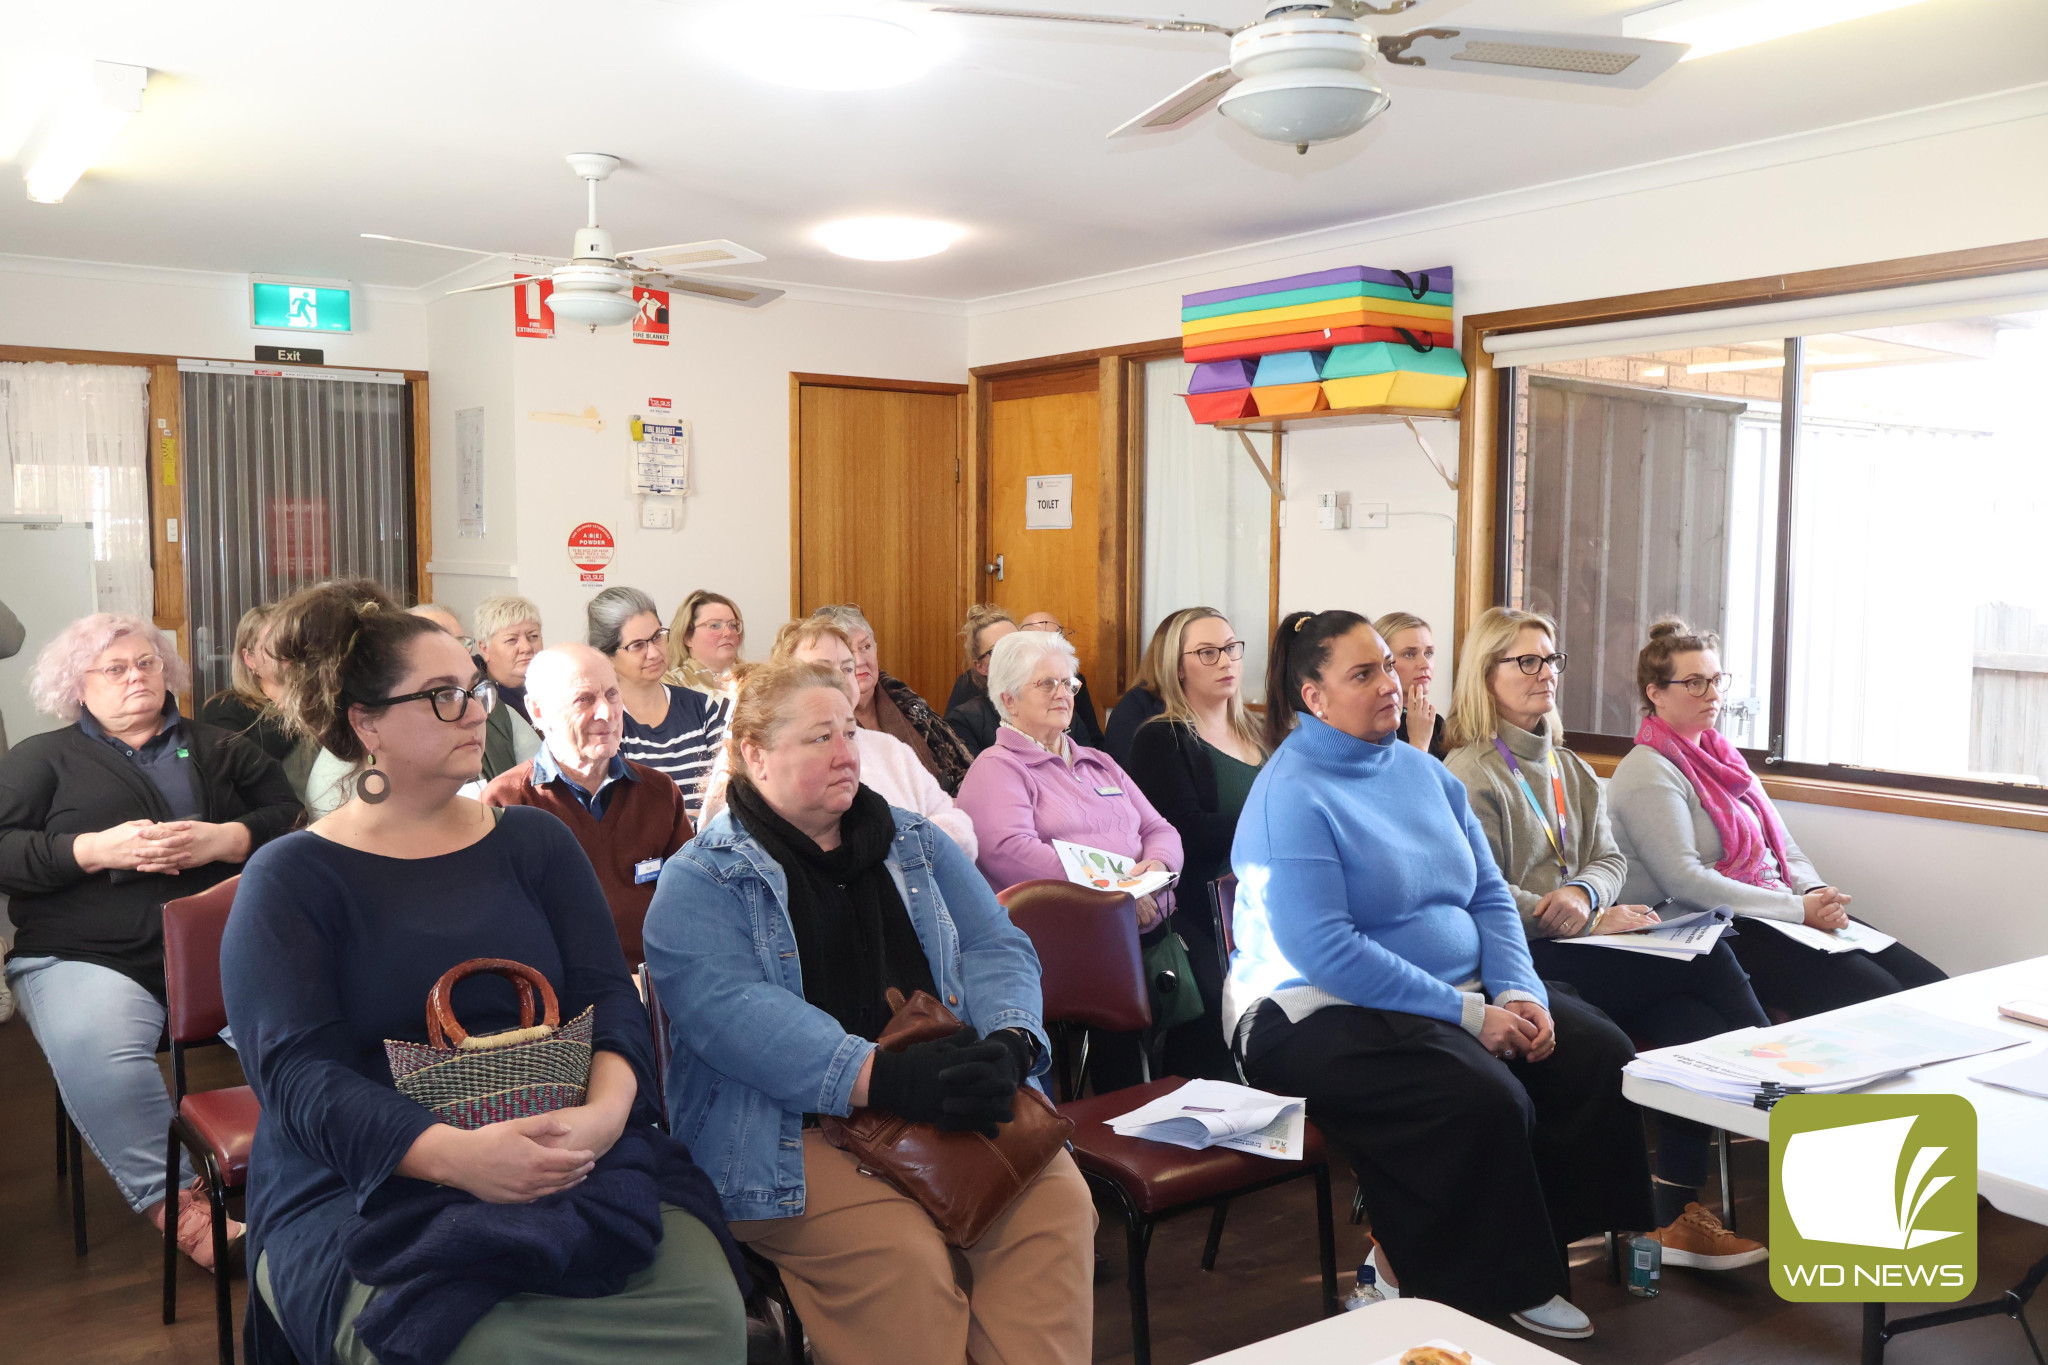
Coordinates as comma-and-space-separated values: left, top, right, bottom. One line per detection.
1183, 294, 1452, 337
1322, 371, 1468, 410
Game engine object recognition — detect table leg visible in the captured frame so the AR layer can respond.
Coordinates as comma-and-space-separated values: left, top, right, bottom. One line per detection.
1862, 1301, 1887, 1365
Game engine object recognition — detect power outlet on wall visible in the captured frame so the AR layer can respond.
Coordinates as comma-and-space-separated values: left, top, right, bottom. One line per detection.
1356, 502, 1389, 529
640, 502, 675, 530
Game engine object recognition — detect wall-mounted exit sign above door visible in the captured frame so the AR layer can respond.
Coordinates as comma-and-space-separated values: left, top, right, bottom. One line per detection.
250, 275, 355, 333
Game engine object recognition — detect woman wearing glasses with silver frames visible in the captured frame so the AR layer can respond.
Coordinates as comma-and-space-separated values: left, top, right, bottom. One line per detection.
589, 587, 728, 827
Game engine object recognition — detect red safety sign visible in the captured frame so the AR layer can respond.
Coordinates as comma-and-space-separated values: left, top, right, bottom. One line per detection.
633, 287, 669, 346
514, 275, 555, 339
567, 521, 614, 584
648, 396, 672, 410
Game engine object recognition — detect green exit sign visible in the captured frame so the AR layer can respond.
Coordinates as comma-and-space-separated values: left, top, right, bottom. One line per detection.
250, 276, 354, 334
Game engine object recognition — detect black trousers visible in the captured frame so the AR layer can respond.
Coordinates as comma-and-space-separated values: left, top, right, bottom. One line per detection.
1529, 936, 1768, 1191
1240, 989, 1652, 1318
1159, 910, 1237, 1082
1726, 918, 1946, 1020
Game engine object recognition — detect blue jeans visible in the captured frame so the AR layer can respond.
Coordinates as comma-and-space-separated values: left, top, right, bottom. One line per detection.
7, 955, 232, 1213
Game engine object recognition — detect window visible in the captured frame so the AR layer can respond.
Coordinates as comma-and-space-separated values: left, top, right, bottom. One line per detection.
1504, 308, 2048, 800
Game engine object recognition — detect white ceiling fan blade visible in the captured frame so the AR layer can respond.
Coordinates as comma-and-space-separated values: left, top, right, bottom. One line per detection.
616, 239, 767, 271
1376, 27, 1688, 89
636, 272, 786, 309
443, 276, 542, 297
1108, 65, 1238, 137
926, 4, 1235, 36
361, 233, 565, 266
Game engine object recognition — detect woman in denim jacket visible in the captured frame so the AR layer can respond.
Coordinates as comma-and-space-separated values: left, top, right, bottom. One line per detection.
643, 658, 1095, 1365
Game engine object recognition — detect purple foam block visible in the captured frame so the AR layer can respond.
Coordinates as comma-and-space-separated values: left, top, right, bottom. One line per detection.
1187, 359, 1259, 393
1185, 265, 1454, 310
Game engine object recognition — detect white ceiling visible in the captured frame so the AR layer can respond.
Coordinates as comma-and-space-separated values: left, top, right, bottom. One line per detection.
2, 0, 2044, 302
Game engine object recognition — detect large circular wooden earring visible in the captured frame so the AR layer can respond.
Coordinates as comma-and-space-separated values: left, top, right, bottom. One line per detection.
358, 754, 391, 805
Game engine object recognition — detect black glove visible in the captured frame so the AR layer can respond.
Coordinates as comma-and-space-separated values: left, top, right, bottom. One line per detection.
866, 1026, 980, 1124
867, 1026, 1021, 1138
932, 1036, 1024, 1138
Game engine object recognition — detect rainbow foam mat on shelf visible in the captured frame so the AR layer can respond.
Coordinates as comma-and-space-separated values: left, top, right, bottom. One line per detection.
1183, 323, 1452, 364
1319, 342, 1469, 410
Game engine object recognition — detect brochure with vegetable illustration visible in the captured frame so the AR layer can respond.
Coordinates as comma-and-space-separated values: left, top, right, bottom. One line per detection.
1051, 839, 1177, 899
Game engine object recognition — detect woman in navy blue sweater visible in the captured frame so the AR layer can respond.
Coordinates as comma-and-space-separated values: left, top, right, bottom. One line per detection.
222, 581, 744, 1365
1228, 611, 1650, 1341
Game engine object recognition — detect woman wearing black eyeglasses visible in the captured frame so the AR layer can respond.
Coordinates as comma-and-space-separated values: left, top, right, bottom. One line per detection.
589, 586, 728, 827
222, 579, 745, 1365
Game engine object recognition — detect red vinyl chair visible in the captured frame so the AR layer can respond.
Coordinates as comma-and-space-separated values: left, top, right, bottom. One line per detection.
1000, 878, 1339, 1365
161, 876, 259, 1365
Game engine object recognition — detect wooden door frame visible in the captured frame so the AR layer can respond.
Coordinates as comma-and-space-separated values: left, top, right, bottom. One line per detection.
967, 337, 1179, 703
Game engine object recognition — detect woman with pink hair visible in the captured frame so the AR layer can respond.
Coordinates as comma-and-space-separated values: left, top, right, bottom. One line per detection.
0, 612, 300, 1269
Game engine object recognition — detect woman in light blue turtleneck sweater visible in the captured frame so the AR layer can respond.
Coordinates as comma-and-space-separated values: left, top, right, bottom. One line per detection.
1229, 611, 1651, 1343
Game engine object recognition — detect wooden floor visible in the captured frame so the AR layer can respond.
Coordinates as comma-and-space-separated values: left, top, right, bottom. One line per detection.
5, 1014, 2044, 1365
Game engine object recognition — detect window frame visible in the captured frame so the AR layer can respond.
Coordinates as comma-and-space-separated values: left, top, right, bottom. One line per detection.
1455, 236, 2048, 830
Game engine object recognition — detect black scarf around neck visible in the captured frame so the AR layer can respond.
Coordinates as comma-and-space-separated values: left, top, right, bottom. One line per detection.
727, 780, 937, 1042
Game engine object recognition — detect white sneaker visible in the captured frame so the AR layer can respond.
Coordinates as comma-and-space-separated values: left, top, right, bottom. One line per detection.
1367, 1242, 1402, 1300
1511, 1295, 1594, 1340
0, 974, 14, 1024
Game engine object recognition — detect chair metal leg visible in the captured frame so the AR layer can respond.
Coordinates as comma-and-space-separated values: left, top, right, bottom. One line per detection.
1124, 1206, 1154, 1365
1075, 1031, 1093, 1098
67, 1114, 86, 1257
1717, 1128, 1736, 1231
1313, 1163, 1340, 1317
55, 1092, 68, 1178
1606, 1230, 1623, 1286
1200, 1203, 1229, 1272
1349, 1182, 1367, 1226
205, 1155, 234, 1365
164, 1121, 182, 1324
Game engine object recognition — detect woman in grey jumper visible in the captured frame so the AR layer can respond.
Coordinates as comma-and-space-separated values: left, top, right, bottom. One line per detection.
1447, 607, 1769, 1272
1609, 618, 1944, 1020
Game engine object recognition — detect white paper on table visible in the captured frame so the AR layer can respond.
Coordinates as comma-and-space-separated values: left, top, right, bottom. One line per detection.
1051, 839, 1176, 900
1969, 1046, 2048, 1101
1109, 1078, 1308, 1160
1757, 918, 1898, 955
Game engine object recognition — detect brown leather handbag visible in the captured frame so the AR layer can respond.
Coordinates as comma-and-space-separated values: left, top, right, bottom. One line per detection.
820, 989, 1073, 1249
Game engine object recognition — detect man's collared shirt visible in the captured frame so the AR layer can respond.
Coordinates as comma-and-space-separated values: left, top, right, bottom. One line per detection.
79, 695, 201, 819
531, 744, 635, 821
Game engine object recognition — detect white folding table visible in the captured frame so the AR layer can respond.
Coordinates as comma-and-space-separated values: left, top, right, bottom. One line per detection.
1193, 1296, 1576, 1364
1622, 954, 2048, 1364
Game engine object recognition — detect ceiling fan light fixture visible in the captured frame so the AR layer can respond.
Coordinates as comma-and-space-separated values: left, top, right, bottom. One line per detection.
1217, 69, 1389, 150
547, 285, 640, 328
815, 216, 962, 261
724, 14, 934, 90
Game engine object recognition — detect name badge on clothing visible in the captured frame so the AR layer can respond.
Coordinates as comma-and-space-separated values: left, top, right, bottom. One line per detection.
634, 857, 662, 885
1095, 786, 1123, 797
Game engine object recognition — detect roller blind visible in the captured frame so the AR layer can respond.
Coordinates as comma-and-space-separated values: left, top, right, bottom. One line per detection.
1483, 268, 2048, 367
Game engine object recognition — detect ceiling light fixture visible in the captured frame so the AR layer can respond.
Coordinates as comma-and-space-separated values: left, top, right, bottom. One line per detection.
1623, 0, 1939, 62
719, 13, 934, 90
24, 60, 147, 204
815, 216, 961, 261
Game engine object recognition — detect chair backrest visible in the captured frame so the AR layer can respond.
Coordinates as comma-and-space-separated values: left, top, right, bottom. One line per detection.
162, 876, 241, 1047
637, 962, 672, 1117
997, 878, 1151, 1034
1208, 874, 1238, 983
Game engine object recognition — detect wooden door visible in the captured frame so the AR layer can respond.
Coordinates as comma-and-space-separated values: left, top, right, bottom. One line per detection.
986, 365, 1106, 711
790, 374, 967, 710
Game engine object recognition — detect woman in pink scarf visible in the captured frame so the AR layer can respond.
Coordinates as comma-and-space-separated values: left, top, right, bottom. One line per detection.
1608, 618, 1944, 1019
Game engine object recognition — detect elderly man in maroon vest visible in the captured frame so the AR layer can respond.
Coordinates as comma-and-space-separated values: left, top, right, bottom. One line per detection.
482, 642, 692, 964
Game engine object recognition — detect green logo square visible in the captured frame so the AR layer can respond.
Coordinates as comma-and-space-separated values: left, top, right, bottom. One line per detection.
1770, 1094, 1977, 1302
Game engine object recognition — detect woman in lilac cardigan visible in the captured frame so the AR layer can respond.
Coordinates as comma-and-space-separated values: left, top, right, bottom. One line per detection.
957, 629, 1182, 1092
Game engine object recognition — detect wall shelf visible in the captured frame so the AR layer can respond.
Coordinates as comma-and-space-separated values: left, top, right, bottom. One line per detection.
1208, 406, 1462, 493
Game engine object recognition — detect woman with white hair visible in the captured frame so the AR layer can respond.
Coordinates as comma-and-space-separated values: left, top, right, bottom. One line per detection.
809, 603, 973, 795
956, 628, 1182, 1092
0, 613, 300, 1269
471, 593, 545, 780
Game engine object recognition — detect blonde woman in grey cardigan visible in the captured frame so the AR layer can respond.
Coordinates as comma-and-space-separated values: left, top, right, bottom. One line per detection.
1446, 607, 1771, 1272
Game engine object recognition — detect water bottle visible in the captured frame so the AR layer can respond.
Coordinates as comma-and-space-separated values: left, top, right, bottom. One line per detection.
1628, 1234, 1662, 1298
1344, 1261, 1386, 1310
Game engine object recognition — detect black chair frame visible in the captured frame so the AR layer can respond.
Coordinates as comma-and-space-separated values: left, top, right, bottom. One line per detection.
161, 1033, 240, 1365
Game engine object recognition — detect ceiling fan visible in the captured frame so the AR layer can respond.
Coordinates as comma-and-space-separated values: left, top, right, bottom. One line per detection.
364, 153, 784, 327
925, 1, 1690, 152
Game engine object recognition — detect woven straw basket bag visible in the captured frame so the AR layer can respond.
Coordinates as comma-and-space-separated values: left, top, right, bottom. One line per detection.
385, 958, 594, 1130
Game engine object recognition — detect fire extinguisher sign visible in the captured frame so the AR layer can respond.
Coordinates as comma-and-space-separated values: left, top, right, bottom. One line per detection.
633, 287, 669, 346
567, 521, 615, 585
514, 275, 555, 339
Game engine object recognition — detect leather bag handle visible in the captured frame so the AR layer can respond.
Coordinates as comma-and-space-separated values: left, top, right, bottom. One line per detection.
425, 958, 561, 1049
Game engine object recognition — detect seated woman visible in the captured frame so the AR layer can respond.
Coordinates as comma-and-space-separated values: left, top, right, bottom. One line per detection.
470, 593, 545, 782
956, 629, 1182, 1094
1103, 615, 1173, 767
644, 659, 1093, 1365
223, 580, 745, 1365
1611, 618, 1945, 1018
1372, 610, 1446, 759
698, 619, 979, 860
942, 604, 1016, 757
589, 586, 727, 825
809, 604, 973, 795
664, 590, 745, 705
1, 613, 299, 1269
199, 602, 301, 768
1123, 606, 1265, 1081
1230, 610, 1650, 1341
1444, 607, 1770, 1272
1015, 612, 1105, 751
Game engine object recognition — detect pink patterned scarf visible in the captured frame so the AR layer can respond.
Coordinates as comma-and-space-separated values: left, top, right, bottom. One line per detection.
1633, 715, 1794, 888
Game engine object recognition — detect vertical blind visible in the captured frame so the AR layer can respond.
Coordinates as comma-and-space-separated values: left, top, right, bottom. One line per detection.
180, 365, 414, 702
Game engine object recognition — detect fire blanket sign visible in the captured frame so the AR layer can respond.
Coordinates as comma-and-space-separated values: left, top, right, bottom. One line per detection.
633, 287, 669, 346
567, 521, 615, 585
514, 275, 555, 339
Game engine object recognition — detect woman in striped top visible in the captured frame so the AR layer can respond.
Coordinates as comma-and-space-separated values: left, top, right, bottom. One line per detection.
588, 586, 727, 824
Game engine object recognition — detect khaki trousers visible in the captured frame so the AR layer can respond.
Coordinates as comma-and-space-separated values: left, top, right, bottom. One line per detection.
732, 1131, 1095, 1365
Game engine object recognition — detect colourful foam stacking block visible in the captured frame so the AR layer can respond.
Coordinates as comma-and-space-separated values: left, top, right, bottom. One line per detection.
1251, 350, 1326, 387
1250, 382, 1329, 417
1319, 342, 1469, 410
1185, 308, 1452, 350
1185, 265, 1454, 311
1183, 324, 1454, 364
1187, 359, 1259, 393
1182, 279, 1453, 322
1182, 294, 1452, 338
1184, 389, 1258, 423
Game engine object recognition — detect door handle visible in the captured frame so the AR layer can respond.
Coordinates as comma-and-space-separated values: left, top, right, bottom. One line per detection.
985, 553, 1005, 582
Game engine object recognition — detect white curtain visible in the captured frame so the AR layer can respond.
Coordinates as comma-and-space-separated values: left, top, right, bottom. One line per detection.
1141, 358, 1272, 702
0, 361, 154, 619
